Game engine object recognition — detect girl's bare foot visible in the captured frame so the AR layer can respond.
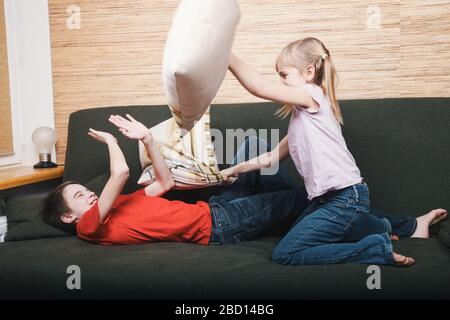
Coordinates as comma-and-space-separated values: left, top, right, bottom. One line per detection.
428, 208, 448, 226
411, 209, 448, 238
392, 252, 415, 267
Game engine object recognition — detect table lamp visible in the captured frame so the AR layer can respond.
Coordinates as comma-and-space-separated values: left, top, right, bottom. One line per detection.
32, 126, 57, 169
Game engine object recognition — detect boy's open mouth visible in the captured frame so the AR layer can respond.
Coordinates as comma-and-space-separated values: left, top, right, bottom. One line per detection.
89, 195, 98, 205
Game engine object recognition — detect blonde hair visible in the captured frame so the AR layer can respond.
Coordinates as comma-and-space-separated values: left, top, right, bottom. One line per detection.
274, 37, 343, 124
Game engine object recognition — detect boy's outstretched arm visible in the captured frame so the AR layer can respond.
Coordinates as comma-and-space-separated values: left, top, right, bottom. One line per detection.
109, 114, 174, 197
88, 129, 129, 223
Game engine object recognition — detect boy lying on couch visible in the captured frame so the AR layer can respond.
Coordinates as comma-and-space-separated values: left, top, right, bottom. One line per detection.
41, 114, 308, 245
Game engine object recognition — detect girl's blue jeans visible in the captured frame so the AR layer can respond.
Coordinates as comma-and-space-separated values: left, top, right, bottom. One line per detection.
272, 183, 417, 266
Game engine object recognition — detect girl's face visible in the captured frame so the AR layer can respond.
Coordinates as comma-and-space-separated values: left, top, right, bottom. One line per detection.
278, 65, 316, 86
278, 67, 304, 86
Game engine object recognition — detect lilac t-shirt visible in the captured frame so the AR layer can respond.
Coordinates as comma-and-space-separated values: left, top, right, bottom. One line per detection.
288, 83, 362, 200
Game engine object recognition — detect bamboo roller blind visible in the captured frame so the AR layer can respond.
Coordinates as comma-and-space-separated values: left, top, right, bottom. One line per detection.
49, 0, 450, 164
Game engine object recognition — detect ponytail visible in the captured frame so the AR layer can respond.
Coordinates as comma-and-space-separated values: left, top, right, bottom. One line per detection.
274, 104, 293, 119
321, 54, 343, 124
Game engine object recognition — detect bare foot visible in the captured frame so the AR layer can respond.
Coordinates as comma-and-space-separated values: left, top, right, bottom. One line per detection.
392, 252, 415, 267
411, 209, 448, 238
428, 209, 448, 226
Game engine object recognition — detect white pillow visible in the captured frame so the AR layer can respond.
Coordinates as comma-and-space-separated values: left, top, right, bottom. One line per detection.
163, 0, 240, 131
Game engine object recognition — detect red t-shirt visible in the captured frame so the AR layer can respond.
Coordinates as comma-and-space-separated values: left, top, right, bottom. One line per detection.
76, 189, 212, 245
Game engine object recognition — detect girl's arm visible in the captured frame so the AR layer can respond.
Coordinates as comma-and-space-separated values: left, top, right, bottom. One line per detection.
88, 129, 129, 223
221, 135, 290, 181
109, 114, 174, 197
229, 54, 318, 110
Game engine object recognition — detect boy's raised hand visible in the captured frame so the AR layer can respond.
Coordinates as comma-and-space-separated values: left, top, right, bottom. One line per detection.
109, 114, 151, 141
88, 128, 117, 144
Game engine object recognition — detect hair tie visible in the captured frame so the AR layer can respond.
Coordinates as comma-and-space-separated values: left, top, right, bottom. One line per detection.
321, 53, 328, 60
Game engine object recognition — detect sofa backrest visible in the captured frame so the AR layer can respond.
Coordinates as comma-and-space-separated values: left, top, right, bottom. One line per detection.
64, 98, 450, 217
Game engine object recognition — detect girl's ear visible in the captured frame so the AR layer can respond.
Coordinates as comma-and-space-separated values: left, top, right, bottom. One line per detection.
60, 212, 76, 224
304, 65, 316, 82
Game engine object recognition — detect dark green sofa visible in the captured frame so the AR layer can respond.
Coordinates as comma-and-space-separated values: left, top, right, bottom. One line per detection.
1, 99, 449, 299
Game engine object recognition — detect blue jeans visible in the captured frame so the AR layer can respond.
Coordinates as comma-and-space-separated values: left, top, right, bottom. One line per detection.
273, 183, 402, 265
365, 207, 417, 238
208, 137, 310, 245
290, 200, 417, 240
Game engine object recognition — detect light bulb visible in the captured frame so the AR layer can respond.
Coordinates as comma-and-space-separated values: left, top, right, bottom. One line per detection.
32, 126, 57, 168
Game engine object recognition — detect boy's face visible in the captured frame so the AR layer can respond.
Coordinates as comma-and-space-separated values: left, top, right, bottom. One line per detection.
61, 184, 98, 224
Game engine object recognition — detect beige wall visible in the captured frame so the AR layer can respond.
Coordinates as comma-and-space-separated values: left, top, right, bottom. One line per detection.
49, 0, 450, 163
0, 0, 13, 156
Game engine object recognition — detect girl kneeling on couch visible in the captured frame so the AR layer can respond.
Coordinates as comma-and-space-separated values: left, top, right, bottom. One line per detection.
221, 37, 447, 266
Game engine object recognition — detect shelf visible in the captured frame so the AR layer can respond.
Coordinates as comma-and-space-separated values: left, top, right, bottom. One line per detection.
0, 165, 64, 191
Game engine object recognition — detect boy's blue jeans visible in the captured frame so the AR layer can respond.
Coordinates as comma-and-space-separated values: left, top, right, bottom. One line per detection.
208, 137, 309, 245
209, 137, 417, 265
272, 183, 417, 265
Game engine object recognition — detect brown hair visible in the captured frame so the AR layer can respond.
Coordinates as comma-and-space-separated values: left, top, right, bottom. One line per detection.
40, 180, 79, 235
274, 37, 343, 124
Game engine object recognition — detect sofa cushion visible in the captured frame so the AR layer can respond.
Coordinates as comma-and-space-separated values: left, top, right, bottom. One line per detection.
4, 174, 111, 241
4, 194, 70, 241
163, 0, 240, 130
